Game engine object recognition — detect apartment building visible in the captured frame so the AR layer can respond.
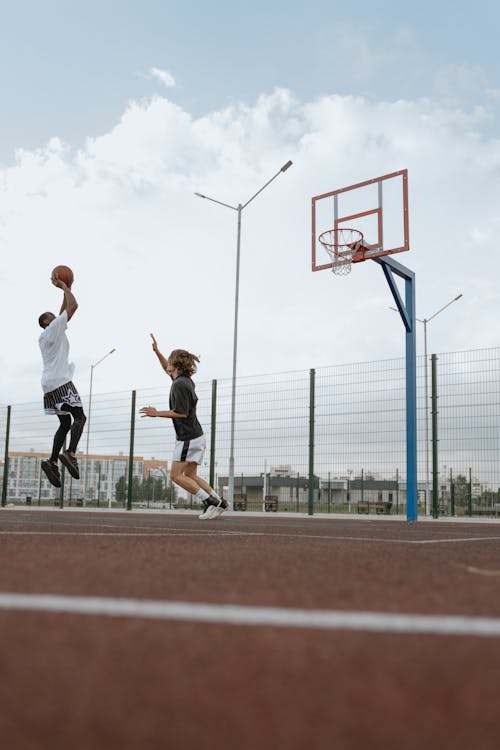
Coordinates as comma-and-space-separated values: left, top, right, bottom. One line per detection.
0, 451, 168, 504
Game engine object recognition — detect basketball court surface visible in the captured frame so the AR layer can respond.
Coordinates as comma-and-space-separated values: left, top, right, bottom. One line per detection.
1, 507, 500, 749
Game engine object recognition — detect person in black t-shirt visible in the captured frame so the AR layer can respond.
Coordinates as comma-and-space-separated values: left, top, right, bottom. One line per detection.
140, 334, 228, 520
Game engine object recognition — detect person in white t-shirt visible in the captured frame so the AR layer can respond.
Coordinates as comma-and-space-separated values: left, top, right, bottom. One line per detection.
38, 272, 86, 488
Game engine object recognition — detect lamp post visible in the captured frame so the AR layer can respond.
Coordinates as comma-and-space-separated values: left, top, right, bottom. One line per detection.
83, 348, 116, 505
346, 469, 352, 513
392, 294, 463, 514
417, 294, 462, 515
195, 160, 293, 507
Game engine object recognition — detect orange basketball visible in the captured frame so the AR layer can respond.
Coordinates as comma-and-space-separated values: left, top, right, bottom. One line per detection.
52, 265, 74, 288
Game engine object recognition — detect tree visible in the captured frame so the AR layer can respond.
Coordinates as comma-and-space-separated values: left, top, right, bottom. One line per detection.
453, 474, 469, 511
115, 476, 127, 503
114, 475, 143, 505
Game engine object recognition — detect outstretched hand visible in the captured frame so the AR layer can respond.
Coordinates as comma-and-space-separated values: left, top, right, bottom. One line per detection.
139, 406, 158, 418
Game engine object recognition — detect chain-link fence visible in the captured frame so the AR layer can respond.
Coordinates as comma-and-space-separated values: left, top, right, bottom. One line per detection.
1, 347, 499, 517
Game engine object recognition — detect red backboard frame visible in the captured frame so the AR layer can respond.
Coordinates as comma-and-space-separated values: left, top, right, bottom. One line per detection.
311, 169, 409, 272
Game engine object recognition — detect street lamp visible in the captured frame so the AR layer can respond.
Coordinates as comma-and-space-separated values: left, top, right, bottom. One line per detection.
83, 348, 116, 505
417, 294, 462, 515
390, 293, 463, 514
195, 160, 293, 507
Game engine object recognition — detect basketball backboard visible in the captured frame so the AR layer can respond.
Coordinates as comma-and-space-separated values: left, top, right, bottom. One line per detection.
311, 169, 409, 272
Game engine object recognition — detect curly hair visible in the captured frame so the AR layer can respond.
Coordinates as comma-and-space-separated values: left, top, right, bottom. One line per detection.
168, 349, 200, 377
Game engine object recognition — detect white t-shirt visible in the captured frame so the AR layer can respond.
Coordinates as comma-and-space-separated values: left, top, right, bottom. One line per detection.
39, 310, 75, 394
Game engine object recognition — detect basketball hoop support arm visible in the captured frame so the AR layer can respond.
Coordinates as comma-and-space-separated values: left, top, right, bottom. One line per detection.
374, 256, 417, 523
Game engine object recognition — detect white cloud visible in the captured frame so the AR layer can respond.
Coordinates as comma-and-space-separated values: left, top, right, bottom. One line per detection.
149, 67, 176, 88
1, 88, 500, 406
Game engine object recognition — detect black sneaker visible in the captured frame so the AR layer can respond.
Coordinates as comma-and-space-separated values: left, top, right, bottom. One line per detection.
41, 459, 62, 488
59, 450, 80, 479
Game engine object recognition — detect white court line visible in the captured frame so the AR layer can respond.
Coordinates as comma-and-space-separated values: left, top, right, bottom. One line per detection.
0, 592, 500, 638
0, 531, 223, 538
1, 530, 500, 545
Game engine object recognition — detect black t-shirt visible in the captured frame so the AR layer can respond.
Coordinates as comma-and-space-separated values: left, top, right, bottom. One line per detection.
169, 375, 203, 441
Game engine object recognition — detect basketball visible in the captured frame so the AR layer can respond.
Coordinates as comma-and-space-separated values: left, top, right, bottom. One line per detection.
51, 265, 74, 288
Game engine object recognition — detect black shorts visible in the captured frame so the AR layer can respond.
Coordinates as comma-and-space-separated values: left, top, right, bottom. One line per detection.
43, 381, 83, 416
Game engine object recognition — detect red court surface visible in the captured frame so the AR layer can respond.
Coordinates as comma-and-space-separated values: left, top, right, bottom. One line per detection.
1, 508, 500, 749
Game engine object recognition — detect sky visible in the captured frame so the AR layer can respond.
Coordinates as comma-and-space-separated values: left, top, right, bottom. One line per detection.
1, 0, 500, 405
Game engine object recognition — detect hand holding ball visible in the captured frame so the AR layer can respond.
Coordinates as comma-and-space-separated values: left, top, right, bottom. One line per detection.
51, 265, 74, 288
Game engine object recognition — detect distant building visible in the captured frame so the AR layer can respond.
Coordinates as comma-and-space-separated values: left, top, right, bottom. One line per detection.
218, 469, 320, 507
0, 451, 168, 504
218, 471, 410, 511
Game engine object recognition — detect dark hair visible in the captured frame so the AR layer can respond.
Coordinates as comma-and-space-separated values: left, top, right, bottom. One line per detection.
168, 349, 200, 377
38, 312, 53, 329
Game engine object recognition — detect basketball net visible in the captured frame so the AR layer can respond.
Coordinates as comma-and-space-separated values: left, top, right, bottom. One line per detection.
318, 228, 364, 275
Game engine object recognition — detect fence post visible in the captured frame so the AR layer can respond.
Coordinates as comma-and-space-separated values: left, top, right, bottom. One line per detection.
38, 459, 43, 505
308, 368, 315, 516
431, 354, 439, 519
468, 467, 472, 517
450, 468, 455, 516
59, 465, 66, 508
58, 437, 68, 509
1, 405, 11, 507
209, 379, 217, 489
127, 390, 136, 511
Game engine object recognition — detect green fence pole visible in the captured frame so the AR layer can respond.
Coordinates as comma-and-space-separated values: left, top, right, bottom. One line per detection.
59, 464, 66, 508
1, 405, 11, 507
38, 459, 43, 505
308, 368, 315, 516
58, 437, 67, 508
468, 467, 472, 517
127, 390, 136, 512
431, 354, 439, 519
209, 379, 217, 488
450, 468, 455, 516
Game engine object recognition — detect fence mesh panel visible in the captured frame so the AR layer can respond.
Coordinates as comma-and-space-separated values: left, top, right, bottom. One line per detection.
1, 348, 499, 516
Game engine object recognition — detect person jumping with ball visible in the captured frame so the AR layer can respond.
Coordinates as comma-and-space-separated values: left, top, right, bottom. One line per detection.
140, 335, 227, 520
38, 270, 86, 488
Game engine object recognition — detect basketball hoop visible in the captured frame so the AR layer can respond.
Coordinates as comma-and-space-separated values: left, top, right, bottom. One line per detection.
318, 228, 364, 275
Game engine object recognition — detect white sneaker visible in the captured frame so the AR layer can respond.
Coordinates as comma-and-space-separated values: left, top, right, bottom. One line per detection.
198, 500, 212, 520
208, 498, 228, 519
199, 506, 218, 520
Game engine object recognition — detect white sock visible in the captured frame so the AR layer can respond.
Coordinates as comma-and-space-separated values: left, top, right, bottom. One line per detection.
195, 489, 210, 502
210, 491, 221, 500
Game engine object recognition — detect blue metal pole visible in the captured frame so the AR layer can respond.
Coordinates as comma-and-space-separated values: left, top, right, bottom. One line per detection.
405, 272, 417, 522
375, 256, 417, 522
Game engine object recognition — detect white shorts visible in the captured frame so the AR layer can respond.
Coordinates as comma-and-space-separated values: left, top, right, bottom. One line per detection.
172, 434, 206, 464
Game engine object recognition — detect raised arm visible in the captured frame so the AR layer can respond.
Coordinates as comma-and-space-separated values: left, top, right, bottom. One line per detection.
150, 333, 169, 373
51, 272, 78, 321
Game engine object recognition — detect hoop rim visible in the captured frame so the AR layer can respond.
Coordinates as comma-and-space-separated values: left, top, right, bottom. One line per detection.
318, 227, 364, 251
